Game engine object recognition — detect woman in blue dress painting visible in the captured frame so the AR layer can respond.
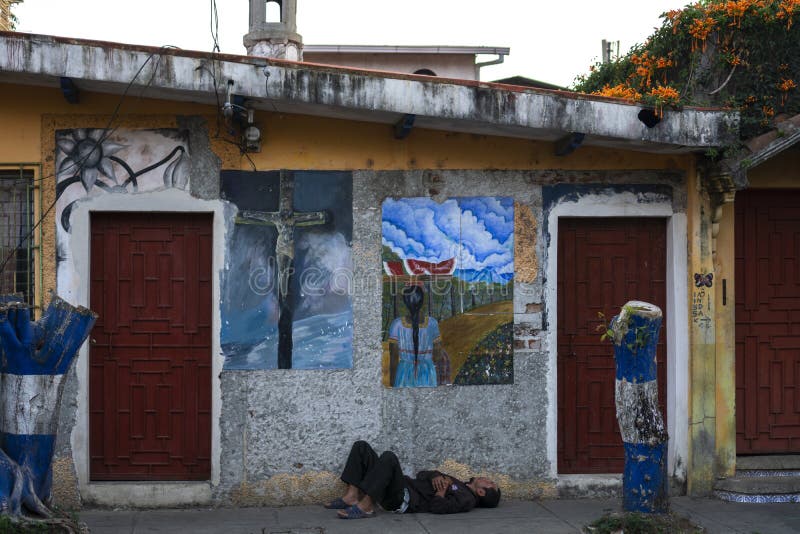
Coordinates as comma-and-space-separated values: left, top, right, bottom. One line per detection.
388, 285, 444, 388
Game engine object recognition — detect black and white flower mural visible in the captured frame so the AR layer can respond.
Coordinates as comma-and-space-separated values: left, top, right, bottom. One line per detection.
55, 128, 189, 232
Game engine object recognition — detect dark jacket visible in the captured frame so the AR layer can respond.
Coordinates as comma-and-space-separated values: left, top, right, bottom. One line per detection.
405, 470, 477, 514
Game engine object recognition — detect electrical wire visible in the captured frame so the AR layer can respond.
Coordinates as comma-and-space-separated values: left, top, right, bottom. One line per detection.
210, 0, 221, 54
0, 47, 173, 277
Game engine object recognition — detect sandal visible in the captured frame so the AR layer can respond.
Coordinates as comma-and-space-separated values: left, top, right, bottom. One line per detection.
324, 497, 349, 509
337, 504, 376, 519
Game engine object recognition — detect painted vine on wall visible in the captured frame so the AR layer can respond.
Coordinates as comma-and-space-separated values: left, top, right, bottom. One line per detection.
55, 128, 190, 233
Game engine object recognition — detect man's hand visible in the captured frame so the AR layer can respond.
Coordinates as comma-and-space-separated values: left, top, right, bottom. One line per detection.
431, 475, 453, 497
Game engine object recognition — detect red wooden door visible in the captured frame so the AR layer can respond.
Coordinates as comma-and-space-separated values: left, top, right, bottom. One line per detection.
557, 217, 667, 473
90, 212, 212, 480
736, 190, 800, 454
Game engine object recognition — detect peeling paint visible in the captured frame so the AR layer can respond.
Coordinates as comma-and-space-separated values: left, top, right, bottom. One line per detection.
514, 203, 538, 284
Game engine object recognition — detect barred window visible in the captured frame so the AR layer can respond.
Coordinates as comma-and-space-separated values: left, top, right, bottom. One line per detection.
0, 167, 37, 306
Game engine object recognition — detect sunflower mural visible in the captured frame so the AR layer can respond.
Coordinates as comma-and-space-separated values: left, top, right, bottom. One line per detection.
55, 128, 189, 232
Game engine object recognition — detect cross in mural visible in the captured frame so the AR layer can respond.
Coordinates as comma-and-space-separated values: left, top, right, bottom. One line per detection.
235, 170, 330, 369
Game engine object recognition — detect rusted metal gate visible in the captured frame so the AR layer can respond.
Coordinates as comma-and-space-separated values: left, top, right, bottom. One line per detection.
89, 212, 212, 480
557, 217, 667, 474
736, 190, 800, 454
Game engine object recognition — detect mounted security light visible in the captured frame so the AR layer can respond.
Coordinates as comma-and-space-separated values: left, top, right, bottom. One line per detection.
243, 107, 262, 153
222, 80, 262, 153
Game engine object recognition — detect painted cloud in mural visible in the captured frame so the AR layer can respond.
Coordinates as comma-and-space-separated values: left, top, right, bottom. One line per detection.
382, 196, 514, 282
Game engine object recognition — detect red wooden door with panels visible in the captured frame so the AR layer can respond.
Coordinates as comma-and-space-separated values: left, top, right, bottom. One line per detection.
89, 212, 212, 480
557, 217, 667, 473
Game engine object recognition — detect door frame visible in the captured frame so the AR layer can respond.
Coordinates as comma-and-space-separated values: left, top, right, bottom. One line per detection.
60, 189, 226, 506
545, 190, 688, 482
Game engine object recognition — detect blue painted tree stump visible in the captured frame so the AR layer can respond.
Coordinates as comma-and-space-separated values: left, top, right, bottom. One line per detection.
0, 295, 97, 518
609, 301, 669, 513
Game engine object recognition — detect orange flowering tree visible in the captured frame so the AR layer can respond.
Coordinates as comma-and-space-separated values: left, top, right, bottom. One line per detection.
574, 0, 800, 139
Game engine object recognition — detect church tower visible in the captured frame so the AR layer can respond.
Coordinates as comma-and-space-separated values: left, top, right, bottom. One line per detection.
244, 0, 303, 60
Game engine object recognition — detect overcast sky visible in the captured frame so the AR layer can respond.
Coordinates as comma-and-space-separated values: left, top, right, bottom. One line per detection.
14, 0, 683, 87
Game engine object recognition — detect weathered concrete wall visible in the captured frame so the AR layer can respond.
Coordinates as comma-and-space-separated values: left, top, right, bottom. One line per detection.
211, 168, 689, 506
214, 169, 551, 505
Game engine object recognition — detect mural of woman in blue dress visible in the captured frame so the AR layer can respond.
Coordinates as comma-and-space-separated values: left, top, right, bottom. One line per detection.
388, 285, 443, 387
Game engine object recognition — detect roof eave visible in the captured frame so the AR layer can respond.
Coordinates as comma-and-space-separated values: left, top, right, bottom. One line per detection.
0, 32, 739, 153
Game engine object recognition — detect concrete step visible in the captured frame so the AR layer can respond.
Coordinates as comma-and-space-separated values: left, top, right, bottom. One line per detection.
714, 475, 800, 503
737, 455, 800, 470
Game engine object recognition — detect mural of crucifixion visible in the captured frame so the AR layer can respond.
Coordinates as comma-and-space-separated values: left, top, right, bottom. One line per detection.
235, 170, 330, 369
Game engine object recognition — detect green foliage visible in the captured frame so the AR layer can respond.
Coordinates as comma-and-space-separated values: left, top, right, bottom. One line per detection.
586, 512, 703, 534
0, 515, 61, 533
573, 0, 800, 140
5, 0, 23, 31
381, 245, 401, 262
453, 322, 513, 385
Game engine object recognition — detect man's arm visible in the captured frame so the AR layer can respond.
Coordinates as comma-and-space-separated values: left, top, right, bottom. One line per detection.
414, 470, 443, 481
428, 486, 476, 514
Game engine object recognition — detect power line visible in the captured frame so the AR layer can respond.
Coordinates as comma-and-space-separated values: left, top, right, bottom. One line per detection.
0, 46, 174, 277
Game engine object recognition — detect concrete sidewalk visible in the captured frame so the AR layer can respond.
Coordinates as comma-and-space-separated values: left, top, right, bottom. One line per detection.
79, 497, 800, 533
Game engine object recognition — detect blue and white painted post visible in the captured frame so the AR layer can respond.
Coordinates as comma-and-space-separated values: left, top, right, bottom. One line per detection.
0, 295, 97, 517
609, 301, 669, 513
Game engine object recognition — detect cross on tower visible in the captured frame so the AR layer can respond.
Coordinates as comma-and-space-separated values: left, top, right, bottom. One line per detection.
235, 170, 329, 369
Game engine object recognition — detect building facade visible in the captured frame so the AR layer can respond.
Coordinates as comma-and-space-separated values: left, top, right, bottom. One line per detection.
2, 29, 787, 508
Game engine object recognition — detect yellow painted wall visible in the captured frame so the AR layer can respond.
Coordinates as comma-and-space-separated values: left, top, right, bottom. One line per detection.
686, 163, 717, 495
747, 147, 800, 187
714, 199, 735, 479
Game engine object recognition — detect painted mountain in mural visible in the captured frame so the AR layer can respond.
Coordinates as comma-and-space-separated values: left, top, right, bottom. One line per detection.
456, 269, 514, 285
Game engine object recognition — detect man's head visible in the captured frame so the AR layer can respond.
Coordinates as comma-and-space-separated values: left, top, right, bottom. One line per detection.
467, 477, 501, 508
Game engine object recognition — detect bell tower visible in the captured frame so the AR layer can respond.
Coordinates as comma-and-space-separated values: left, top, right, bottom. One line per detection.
244, 0, 303, 60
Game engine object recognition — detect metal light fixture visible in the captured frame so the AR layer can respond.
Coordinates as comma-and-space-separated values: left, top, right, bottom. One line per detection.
222, 80, 262, 152
243, 108, 262, 153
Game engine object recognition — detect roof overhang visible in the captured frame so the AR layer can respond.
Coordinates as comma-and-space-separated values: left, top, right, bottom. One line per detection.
0, 32, 739, 154
709, 113, 800, 192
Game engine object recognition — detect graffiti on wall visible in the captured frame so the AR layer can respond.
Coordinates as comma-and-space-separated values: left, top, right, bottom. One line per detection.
220, 170, 353, 370
55, 128, 190, 232
381, 197, 514, 387
692, 272, 713, 331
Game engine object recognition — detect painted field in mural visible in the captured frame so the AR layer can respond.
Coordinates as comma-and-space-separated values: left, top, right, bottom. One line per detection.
381, 197, 514, 387
221, 170, 353, 370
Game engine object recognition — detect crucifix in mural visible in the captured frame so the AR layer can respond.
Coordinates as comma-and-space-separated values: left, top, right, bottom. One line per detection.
221, 170, 353, 370
235, 171, 330, 369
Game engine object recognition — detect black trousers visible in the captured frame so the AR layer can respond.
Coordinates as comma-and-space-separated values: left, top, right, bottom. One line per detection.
340, 440, 405, 511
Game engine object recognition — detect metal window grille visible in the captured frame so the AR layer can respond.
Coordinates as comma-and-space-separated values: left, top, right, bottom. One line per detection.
0, 166, 38, 307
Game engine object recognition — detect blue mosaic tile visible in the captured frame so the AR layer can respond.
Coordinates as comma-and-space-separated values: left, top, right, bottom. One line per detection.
715, 490, 800, 503
737, 470, 800, 478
